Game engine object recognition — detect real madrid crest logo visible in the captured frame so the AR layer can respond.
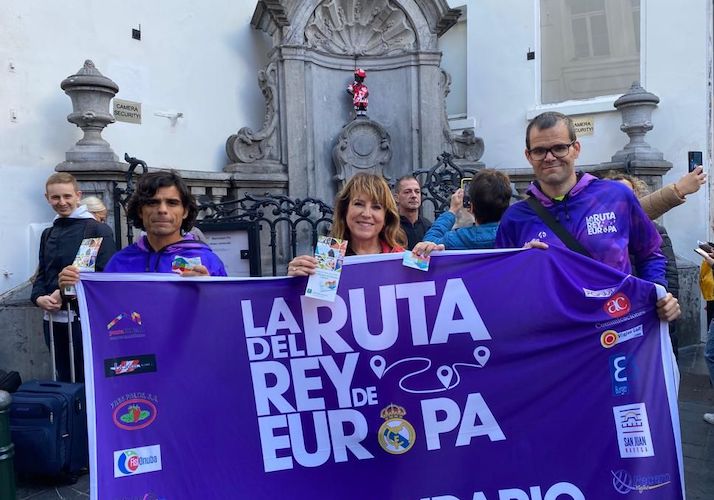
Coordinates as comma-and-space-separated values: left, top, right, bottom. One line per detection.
378, 403, 416, 454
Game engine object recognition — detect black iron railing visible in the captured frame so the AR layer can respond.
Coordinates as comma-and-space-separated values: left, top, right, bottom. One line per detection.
112, 152, 473, 276
403, 151, 478, 218
112, 153, 147, 246
198, 194, 334, 276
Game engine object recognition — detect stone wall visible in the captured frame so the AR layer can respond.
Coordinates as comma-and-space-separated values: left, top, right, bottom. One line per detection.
0, 283, 50, 380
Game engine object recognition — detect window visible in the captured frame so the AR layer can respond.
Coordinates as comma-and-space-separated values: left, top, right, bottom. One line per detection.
540, 0, 640, 104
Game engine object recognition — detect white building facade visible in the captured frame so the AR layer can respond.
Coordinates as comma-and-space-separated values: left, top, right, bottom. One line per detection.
0, 0, 711, 313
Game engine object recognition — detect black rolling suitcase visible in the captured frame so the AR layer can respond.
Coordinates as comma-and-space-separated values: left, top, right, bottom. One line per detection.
0, 369, 21, 392
9, 306, 88, 481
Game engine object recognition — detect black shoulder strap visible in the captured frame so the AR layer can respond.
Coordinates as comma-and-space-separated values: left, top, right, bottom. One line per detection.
526, 196, 592, 258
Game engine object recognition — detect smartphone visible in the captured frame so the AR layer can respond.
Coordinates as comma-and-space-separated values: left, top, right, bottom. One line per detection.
695, 247, 709, 259
688, 151, 703, 172
698, 240, 714, 253
461, 177, 472, 208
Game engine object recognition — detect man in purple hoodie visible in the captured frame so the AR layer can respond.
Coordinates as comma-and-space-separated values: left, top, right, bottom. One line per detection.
495, 111, 679, 322
60, 170, 226, 283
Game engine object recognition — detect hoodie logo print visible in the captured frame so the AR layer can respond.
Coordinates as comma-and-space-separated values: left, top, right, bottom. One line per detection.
586, 212, 617, 235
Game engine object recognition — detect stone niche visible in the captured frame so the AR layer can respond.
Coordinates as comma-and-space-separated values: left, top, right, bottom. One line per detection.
226, 0, 464, 204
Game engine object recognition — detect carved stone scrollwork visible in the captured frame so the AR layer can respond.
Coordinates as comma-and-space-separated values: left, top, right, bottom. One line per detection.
332, 117, 392, 188
439, 68, 484, 162
451, 129, 484, 162
305, 0, 416, 55
226, 63, 279, 164
440, 68, 453, 150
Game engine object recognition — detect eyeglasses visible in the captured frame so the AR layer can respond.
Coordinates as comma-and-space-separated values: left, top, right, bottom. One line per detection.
527, 140, 576, 161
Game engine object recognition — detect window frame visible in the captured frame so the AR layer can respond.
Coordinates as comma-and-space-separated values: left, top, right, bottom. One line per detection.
530, 0, 645, 117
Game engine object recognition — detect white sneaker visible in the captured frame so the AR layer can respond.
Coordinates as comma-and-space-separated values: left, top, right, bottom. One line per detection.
704, 413, 714, 425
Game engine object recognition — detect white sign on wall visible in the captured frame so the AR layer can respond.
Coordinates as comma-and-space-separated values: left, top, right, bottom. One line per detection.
572, 116, 594, 136
202, 230, 251, 277
113, 99, 142, 124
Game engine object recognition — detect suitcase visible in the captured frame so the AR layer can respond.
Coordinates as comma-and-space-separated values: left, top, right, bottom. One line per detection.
9, 306, 88, 481
0, 369, 21, 393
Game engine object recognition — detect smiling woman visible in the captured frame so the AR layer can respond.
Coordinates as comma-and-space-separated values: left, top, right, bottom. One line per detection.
287, 173, 406, 276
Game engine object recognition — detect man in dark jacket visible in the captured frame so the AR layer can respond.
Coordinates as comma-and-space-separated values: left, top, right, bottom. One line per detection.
31, 172, 115, 381
395, 176, 431, 249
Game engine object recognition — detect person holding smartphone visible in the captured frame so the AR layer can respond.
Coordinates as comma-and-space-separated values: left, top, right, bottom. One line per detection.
637, 165, 705, 220
413, 169, 511, 253
694, 242, 714, 425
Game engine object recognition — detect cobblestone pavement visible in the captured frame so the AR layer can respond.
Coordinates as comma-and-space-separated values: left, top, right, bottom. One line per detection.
678, 343, 714, 500
13, 344, 714, 499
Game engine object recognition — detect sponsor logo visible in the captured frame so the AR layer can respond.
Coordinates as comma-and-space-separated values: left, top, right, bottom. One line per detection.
583, 286, 616, 298
110, 392, 158, 410
600, 325, 643, 349
537, 231, 547, 239
107, 311, 144, 340
377, 404, 416, 455
601, 330, 619, 348
105, 355, 157, 378
586, 211, 618, 235
613, 403, 654, 458
114, 445, 162, 478
609, 353, 636, 396
604, 293, 631, 318
595, 310, 646, 329
112, 398, 158, 431
611, 469, 671, 494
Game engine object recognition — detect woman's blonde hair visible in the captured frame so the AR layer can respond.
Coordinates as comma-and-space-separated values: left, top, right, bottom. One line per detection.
81, 195, 107, 214
331, 173, 406, 251
602, 171, 650, 198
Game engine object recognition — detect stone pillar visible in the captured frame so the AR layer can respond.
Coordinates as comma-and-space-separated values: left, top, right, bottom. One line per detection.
417, 53, 447, 170
281, 52, 311, 200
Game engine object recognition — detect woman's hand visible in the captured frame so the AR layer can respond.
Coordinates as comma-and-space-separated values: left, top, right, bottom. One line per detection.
701, 250, 714, 268
676, 165, 706, 196
288, 255, 318, 276
412, 241, 445, 257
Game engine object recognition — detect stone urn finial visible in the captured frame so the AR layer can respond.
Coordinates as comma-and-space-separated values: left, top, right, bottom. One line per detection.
60, 60, 120, 162
611, 82, 664, 162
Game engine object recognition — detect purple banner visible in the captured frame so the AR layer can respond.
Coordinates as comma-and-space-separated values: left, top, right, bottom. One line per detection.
77, 247, 684, 500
